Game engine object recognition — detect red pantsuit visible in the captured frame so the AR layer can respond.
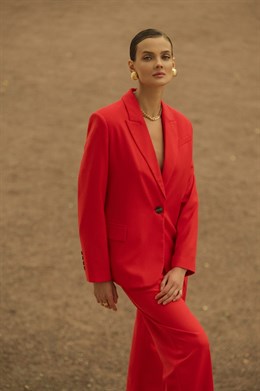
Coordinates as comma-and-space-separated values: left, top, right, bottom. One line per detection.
78, 89, 214, 390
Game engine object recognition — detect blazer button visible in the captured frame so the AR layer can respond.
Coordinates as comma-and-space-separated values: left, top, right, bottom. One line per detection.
155, 206, 163, 214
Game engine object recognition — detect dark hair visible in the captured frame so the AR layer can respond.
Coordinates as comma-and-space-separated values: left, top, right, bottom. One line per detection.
130, 28, 173, 61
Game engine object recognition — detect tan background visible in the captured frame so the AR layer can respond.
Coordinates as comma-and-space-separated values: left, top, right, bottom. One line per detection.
1, 0, 259, 390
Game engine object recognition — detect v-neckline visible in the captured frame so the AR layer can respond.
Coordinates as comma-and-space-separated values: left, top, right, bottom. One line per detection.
142, 114, 165, 178
123, 88, 178, 199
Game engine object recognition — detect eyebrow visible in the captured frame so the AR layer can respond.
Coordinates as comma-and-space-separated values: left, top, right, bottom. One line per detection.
142, 50, 171, 54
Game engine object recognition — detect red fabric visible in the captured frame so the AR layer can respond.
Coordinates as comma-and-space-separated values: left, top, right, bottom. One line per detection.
124, 278, 214, 391
78, 89, 199, 289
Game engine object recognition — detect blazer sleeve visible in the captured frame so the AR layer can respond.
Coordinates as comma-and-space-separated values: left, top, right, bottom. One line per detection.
171, 137, 199, 276
78, 113, 112, 282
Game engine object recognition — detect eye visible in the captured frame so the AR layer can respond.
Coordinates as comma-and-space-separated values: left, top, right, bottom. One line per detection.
143, 55, 152, 61
162, 54, 171, 60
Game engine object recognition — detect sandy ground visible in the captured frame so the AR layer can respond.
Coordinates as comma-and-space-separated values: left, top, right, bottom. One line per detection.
1, 0, 260, 390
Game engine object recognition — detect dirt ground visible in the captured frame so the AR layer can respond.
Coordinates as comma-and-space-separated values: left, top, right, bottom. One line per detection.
1, 0, 259, 390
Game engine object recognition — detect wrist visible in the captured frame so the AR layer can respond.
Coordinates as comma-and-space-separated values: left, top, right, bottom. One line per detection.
172, 267, 187, 276
93, 280, 112, 285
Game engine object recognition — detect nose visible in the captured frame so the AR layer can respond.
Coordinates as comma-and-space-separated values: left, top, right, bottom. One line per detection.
155, 56, 163, 68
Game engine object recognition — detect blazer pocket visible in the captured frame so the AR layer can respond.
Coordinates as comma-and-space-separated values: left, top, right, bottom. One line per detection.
107, 222, 127, 242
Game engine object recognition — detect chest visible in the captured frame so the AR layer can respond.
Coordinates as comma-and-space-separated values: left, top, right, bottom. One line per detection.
144, 118, 164, 170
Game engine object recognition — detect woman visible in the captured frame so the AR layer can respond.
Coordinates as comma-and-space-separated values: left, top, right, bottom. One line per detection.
78, 29, 214, 391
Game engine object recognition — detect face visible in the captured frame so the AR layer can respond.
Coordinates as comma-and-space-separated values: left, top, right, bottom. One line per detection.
129, 36, 175, 87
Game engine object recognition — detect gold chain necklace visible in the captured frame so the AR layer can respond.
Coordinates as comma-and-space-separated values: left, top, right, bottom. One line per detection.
141, 107, 162, 121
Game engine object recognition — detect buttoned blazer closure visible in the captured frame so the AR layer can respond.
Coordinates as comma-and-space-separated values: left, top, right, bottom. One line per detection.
78, 89, 198, 289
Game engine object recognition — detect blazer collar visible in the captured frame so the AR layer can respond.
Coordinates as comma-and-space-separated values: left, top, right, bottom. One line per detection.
122, 89, 178, 199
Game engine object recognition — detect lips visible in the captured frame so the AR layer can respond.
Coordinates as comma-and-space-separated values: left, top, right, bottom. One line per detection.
153, 72, 166, 76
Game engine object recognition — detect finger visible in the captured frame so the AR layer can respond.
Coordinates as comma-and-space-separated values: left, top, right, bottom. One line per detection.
162, 289, 183, 305
96, 296, 104, 304
172, 287, 182, 299
94, 291, 100, 302
156, 281, 181, 302
99, 298, 110, 310
99, 298, 108, 306
155, 279, 171, 299
164, 289, 179, 304
112, 285, 118, 303
173, 289, 183, 302
155, 287, 172, 300
162, 296, 175, 305
155, 289, 168, 300
107, 296, 117, 312
155, 281, 178, 300
157, 287, 175, 304
160, 274, 168, 290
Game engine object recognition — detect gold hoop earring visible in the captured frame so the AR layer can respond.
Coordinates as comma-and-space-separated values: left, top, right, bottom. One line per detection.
130, 71, 138, 81
172, 68, 177, 77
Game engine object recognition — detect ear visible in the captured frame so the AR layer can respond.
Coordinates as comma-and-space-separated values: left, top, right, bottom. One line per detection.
128, 59, 135, 73
172, 56, 176, 68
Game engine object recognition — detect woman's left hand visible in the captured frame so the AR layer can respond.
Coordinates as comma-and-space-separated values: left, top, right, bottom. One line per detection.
155, 267, 186, 305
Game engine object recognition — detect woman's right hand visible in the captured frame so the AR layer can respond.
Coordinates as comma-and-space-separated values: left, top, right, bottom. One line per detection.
93, 281, 118, 311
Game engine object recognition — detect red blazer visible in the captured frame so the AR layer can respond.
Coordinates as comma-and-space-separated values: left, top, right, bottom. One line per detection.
78, 89, 198, 289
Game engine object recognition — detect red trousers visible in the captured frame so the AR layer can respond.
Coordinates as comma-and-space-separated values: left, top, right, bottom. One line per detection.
123, 278, 214, 391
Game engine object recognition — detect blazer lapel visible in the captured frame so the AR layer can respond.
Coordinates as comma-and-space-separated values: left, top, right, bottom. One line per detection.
122, 89, 166, 198
161, 102, 179, 189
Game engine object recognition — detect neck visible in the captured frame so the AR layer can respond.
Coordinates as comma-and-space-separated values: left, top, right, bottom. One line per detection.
134, 85, 164, 117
